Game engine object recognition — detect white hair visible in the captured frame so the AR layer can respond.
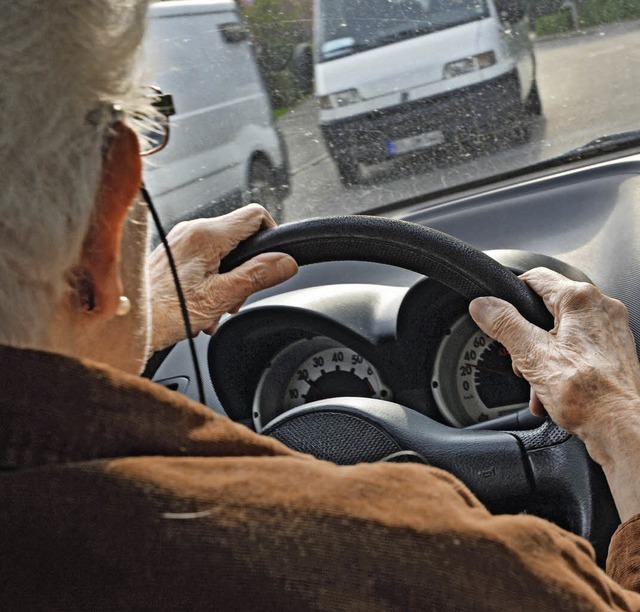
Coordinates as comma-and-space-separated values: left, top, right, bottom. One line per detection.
0, 0, 150, 347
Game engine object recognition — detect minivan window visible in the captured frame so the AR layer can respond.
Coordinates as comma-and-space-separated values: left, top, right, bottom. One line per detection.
318, 0, 490, 61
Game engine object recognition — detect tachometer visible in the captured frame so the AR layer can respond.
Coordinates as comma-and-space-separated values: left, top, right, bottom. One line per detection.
431, 315, 529, 427
253, 337, 392, 432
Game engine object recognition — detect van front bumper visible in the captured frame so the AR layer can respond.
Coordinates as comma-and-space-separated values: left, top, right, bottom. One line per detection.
320, 72, 522, 164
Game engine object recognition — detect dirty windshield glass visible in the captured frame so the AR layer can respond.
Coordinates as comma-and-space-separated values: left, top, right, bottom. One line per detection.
318, 0, 489, 61
142, 0, 640, 230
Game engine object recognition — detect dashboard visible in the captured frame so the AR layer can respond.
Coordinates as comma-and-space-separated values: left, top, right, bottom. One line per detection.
144, 151, 640, 566
150, 153, 640, 433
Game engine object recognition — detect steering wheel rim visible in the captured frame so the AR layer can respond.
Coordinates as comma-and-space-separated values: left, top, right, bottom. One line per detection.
220, 215, 618, 564
220, 216, 554, 329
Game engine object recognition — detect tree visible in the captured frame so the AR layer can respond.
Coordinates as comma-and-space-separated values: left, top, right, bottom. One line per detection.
240, 0, 312, 108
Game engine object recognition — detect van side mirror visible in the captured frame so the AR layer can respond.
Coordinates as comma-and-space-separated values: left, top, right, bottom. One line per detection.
220, 22, 251, 44
291, 43, 313, 95
495, 0, 527, 23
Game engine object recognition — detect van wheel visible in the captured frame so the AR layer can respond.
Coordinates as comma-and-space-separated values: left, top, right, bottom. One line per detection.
249, 159, 283, 223
335, 154, 362, 187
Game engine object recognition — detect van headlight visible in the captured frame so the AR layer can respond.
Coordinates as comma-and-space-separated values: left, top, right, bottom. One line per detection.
318, 88, 362, 110
443, 51, 496, 79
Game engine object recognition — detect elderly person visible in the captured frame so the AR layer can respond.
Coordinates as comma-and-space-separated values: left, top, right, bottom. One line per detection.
2, 1, 640, 609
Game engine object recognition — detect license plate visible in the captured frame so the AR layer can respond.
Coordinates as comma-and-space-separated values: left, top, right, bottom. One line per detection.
388, 130, 444, 155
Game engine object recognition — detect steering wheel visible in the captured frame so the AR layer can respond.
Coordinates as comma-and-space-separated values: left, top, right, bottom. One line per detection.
220, 216, 618, 565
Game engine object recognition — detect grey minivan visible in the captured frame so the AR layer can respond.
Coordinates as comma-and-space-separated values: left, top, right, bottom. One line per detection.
142, 0, 290, 226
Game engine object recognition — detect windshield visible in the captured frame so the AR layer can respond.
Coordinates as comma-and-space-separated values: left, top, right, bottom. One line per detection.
142, 0, 640, 230
317, 0, 490, 61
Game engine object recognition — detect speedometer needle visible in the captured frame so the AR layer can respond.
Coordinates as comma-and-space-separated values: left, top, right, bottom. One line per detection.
464, 362, 509, 377
305, 379, 327, 398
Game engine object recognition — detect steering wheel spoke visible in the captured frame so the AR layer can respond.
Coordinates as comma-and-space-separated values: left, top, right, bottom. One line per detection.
511, 423, 619, 566
264, 399, 533, 502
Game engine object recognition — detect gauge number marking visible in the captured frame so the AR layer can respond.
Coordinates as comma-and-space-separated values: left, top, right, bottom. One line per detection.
284, 347, 391, 410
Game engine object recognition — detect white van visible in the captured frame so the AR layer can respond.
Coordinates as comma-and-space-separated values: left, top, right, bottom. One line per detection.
143, 0, 290, 225
313, 0, 541, 184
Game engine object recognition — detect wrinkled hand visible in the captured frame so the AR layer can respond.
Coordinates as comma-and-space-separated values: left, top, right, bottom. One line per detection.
148, 204, 298, 351
469, 267, 640, 459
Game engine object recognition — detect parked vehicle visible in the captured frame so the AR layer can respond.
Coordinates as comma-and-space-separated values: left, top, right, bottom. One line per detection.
312, 0, 541, 184
142, 0, 290, 225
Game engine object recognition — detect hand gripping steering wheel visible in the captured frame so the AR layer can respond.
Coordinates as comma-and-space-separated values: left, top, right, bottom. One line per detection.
220, 216, 618, 565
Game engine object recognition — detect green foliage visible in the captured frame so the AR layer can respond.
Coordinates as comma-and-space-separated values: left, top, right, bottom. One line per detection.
267, 68, 300, 109
578, 0, 640, 27
240, 0, 311, 110
273, 106, 290, 119
535, 9, 573, 35
535, 0, 640, 34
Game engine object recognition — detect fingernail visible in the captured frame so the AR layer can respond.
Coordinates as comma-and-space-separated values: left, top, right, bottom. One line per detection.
469, 296, 497, 324
276, 254, 298, 279
259, 252, 298, 279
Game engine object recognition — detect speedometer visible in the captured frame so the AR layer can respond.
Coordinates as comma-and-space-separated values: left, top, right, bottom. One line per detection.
253, 337, 392, 432
283, 346, 391, 409
431, 315, 530, 427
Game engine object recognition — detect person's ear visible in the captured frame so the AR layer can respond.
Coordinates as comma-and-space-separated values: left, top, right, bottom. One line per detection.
73, 122, 142, 318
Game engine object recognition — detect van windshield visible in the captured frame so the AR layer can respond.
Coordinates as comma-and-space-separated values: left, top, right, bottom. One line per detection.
317, 0, 490, 61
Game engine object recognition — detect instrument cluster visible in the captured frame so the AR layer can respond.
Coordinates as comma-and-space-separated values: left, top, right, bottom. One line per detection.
209, 272, 542, 430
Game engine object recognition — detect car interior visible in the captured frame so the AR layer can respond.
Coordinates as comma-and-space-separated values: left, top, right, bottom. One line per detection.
143, 0, 640, 569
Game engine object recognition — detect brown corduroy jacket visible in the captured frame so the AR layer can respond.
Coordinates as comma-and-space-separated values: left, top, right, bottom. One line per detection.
1, 344, 640, 611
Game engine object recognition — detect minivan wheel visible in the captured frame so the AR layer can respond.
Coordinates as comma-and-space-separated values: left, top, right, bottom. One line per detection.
335, 154, 362, 187
248, 158, 283, 223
